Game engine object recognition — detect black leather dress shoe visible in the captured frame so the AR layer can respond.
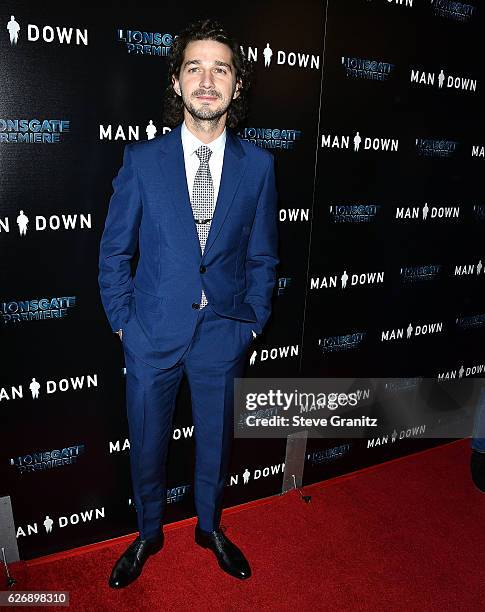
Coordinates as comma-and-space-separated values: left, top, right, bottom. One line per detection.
195, 524, 251, 580
108, 533, 164, 589
471, 449, 485, 492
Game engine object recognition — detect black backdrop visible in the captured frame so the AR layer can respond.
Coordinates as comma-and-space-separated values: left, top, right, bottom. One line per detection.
1, 1, 483, 560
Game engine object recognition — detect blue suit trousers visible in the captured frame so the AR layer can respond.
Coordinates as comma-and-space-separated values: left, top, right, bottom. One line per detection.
123, 304, 255, 539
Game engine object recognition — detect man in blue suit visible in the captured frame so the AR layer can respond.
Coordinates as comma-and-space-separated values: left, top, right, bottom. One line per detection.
99, 18, 279, 588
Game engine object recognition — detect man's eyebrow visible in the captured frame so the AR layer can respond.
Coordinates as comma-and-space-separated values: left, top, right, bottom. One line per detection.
214, 60, 232, 71
183, 58, 233, 72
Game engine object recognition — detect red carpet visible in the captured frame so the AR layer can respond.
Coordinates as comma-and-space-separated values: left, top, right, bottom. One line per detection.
7, 440, 485, 611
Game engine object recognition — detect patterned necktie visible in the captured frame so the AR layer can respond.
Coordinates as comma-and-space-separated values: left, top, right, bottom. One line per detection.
191, 145, 215, 309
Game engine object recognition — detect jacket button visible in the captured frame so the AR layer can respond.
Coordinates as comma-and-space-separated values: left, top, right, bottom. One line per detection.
192, 303, 200, 309
200, 265, 206, 273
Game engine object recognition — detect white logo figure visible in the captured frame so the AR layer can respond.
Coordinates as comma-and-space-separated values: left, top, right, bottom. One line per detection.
477, 260, 482, 275
44, 515, 54, 533
406, 323, 413, 339
249, 350, 257, 365
438, 70, 445, 88
29, 377, 41, 399
391, 430, 398, 442
243, 468, 250, 484
422, 202, 429, 220
146, 120, 157, 140
341, 270, 348, 289
263, 43, 273, 67
7, 15, 20, 45
353, 131, 361, 152
17, 210, 29, 235
459, 364, 465, 378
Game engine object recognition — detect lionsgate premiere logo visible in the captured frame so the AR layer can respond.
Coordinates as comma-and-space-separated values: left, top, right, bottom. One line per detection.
277, 277, 292, 296
415, 137, 458, 158
0, 210, 91, 234
167, 484, 191, 504
236, 399, 284, 432
16, 507, 105, 538
128, 484, 191, 508
241, 43, 320, 70
383, 377, 422, 394
116, 28, 173, 56
1, 296, 76, 324
0, 119, 70, 143
454, 259, 484, 276
430, 0, 476, 23
395, 202, 461, 221
381, 320, 444, 342
5, 15, 88, 46
456, 313, 485, 330
341, 56, 395, 80
400, 264, 442, 284
321, 131, 399, 153
0, 374, 98, 402
307, 443, 352, 466
99, 122, 171, 141
310, 269, 385, 290
237, 127, 302, 150
318, 332, 366, 354
10, 444, 85, 474
329, 203, 380, 224
410, 67, 477, 92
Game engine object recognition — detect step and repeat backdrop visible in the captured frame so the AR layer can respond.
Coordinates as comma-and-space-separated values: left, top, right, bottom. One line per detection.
1, 1, 483, 559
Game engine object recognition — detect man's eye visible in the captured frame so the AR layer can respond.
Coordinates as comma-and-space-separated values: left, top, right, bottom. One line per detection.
187, 66, 226, 74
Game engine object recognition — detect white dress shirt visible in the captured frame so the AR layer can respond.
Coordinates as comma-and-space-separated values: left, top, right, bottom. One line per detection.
180, 120, 257, 338
181, 120, 226, 203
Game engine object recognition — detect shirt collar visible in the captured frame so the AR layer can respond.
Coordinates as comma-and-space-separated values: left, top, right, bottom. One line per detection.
181, 120, 226, 157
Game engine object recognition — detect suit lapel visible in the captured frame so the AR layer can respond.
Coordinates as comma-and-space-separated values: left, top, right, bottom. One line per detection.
157, 123, 249, 260
203, 128, 248, 256
157, 124, 201, 258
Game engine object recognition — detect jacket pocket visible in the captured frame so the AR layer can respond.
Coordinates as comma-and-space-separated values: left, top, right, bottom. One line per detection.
233, 288, 247, 309
134, 286, 164, 314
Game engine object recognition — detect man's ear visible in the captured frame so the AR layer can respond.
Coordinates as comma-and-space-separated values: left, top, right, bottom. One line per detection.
233, 80, 242, 100
172, 76, 181, 96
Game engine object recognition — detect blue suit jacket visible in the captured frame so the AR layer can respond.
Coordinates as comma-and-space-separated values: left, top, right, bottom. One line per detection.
98, 122, 279, 368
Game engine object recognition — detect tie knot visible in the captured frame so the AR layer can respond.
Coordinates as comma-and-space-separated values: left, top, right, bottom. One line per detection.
195, 145, 212, 164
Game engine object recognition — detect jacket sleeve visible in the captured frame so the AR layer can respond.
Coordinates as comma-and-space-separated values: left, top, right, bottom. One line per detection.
243, 153, 280, 335
98, 144, 142, 333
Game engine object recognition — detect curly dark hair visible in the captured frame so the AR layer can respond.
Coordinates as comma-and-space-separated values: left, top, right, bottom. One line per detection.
162, 18, 253, 129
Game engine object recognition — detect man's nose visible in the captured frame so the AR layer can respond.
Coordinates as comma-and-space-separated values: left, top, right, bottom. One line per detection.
199, 70, 215, 88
